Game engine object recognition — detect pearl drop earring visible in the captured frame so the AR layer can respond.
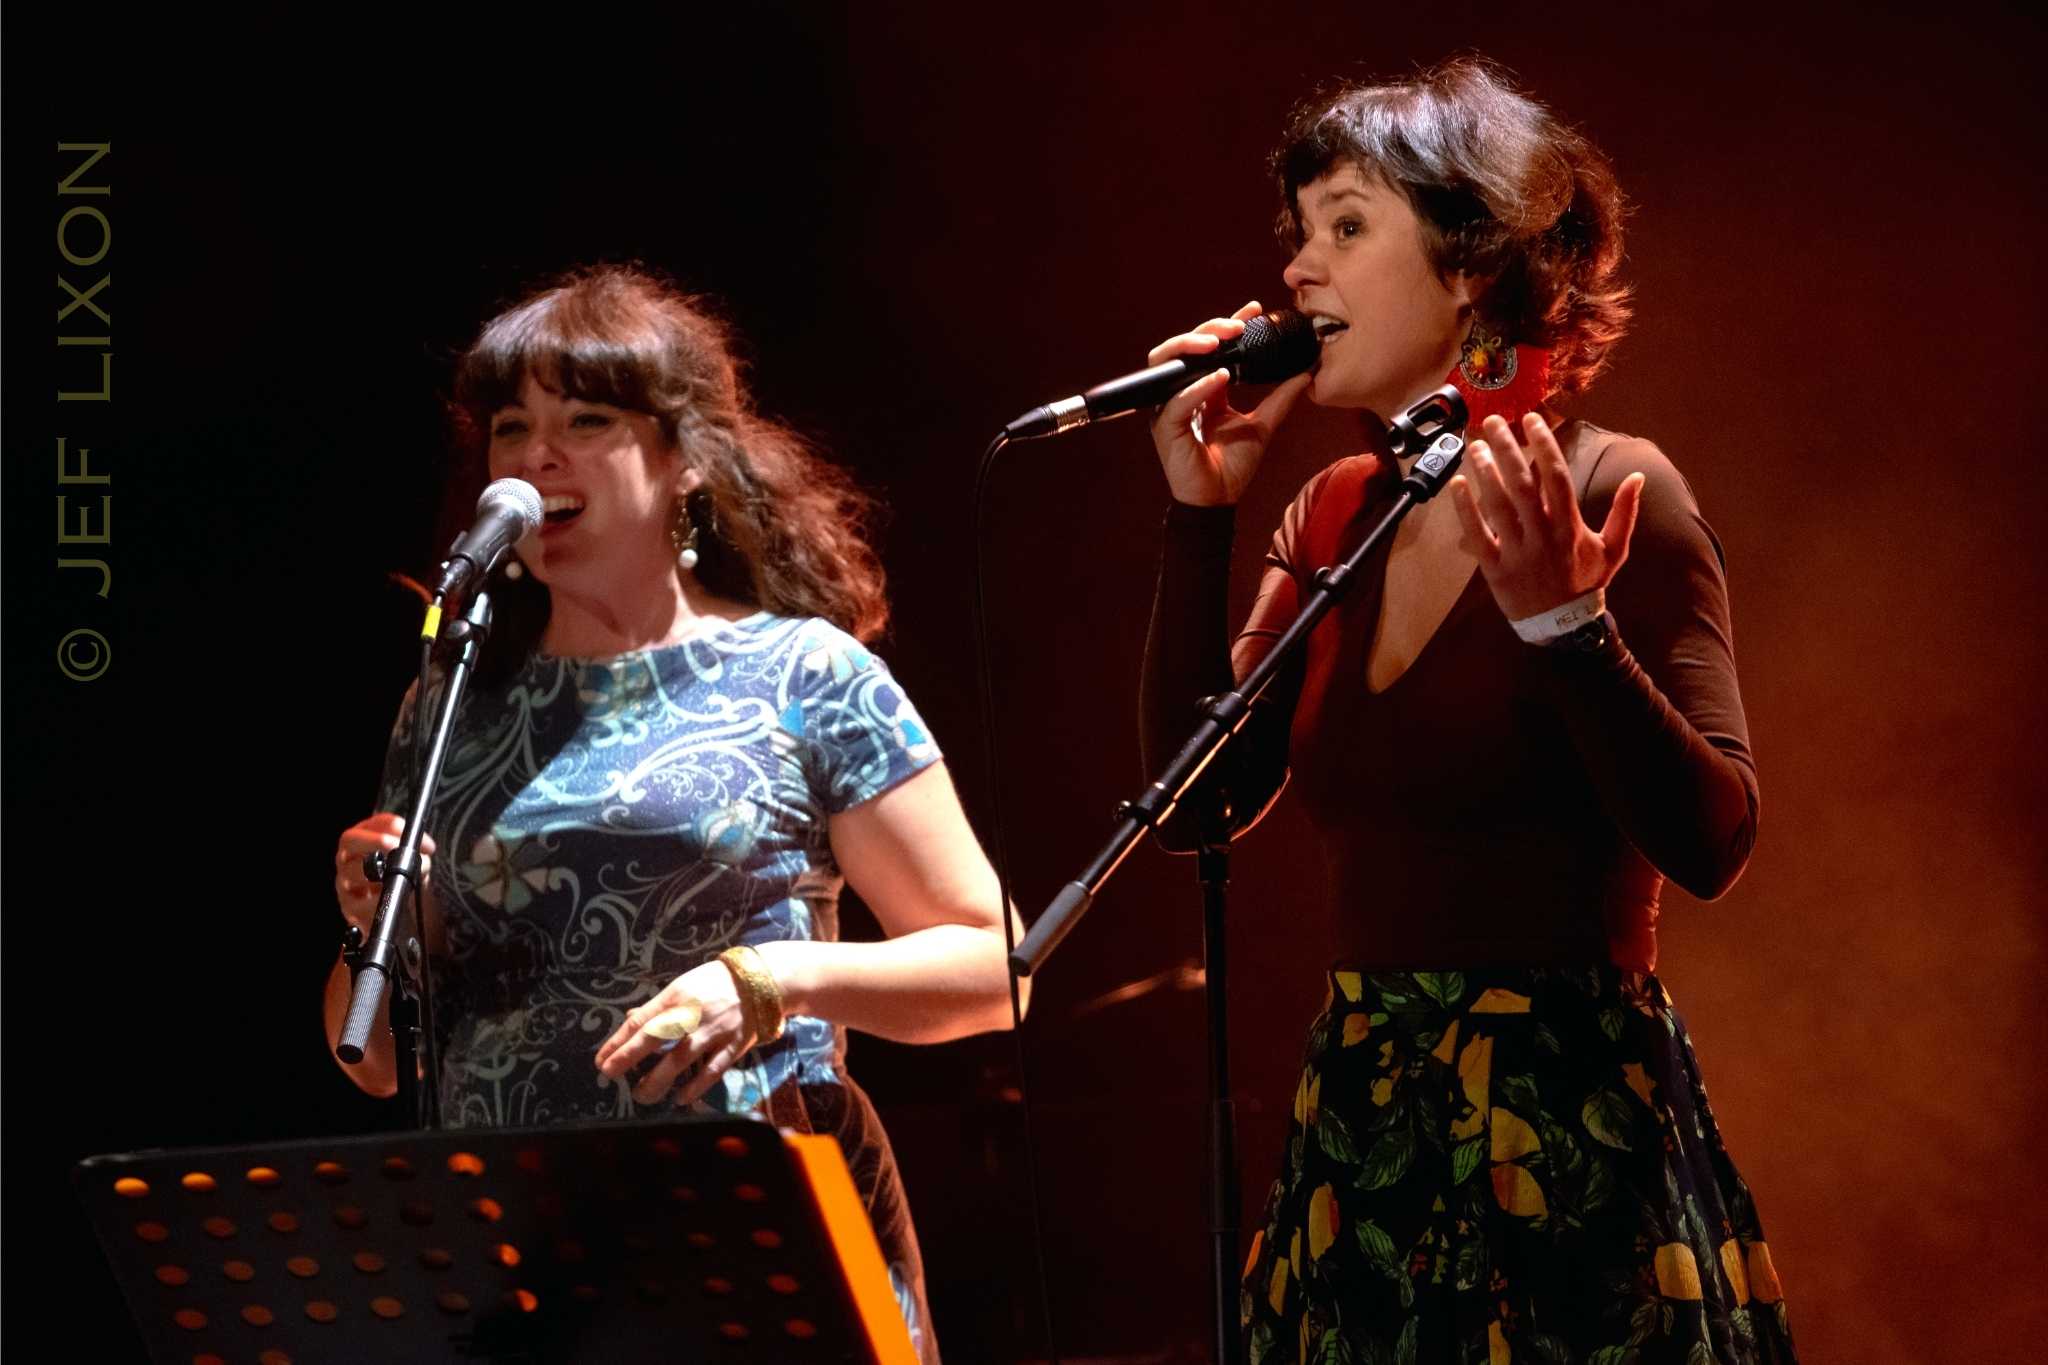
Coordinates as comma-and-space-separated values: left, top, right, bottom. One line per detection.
670, 496, 701, 572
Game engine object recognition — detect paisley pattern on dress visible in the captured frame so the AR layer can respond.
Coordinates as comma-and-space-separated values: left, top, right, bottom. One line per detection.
1242, 966, 1797, 1365
376, 611, 942, 1361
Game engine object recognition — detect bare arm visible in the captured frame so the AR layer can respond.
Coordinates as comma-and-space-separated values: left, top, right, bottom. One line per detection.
769, 758, 1026, 1042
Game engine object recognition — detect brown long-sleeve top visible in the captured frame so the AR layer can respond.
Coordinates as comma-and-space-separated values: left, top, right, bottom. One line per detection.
1139, 421, 1758, 971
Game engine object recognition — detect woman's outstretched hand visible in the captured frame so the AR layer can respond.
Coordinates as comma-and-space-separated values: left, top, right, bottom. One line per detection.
1148, 301, 1312, 507
1449, 411, 1646, 621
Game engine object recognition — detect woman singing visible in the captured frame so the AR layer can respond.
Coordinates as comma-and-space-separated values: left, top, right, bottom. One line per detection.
325, 264, 1020, 1362
1140, 60, 1795, 1363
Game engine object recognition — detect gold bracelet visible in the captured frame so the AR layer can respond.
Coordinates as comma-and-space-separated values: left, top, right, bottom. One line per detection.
718, 944, 785, 1044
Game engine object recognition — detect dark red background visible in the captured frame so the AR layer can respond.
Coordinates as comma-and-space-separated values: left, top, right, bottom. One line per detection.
9, 6, 2044, 1359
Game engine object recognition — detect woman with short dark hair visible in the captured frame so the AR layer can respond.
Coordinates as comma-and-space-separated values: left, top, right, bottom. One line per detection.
1141, 59, 1795, 1362
325, 264, 1021, 1363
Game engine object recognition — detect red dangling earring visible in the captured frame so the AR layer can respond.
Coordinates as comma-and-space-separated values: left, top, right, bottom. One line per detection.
1449, 317, 1552, 437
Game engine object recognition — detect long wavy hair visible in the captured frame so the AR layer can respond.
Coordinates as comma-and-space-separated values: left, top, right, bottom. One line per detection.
444, 265, 889, 672
1272, 56, 1632, 403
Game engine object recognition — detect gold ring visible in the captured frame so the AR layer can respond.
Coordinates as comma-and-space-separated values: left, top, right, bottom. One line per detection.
644, 1001, 702, 1042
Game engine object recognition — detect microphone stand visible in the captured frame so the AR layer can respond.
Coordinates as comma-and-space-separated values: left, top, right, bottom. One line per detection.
336, 586, 497, 1129
1010, 387, 1469, 1364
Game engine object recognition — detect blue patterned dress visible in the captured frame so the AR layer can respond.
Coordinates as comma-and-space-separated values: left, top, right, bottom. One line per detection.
376, 610, 943, 1359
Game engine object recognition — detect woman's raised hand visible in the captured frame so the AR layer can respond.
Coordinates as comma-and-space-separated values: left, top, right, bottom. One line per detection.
1148, 301, 1312, 506
333, 813, 434, 936
1449, 412, 1646, 621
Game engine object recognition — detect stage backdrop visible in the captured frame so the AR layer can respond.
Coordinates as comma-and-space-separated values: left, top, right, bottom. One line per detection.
9, 6, 2043, 1360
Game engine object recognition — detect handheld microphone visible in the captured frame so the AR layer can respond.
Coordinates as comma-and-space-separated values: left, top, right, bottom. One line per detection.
1004, 309, 1319, 440
431, 478, 543, 600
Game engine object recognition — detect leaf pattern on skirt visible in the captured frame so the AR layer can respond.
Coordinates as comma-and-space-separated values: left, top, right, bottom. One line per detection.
1240, 966, 1798, 1365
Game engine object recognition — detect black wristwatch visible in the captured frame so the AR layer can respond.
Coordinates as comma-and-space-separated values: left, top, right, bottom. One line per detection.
1548, 611, 1614, 654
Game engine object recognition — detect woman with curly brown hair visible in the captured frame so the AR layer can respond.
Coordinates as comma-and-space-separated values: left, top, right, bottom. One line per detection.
1139, 60, 1795, 1362
324, 264, 1018, 1362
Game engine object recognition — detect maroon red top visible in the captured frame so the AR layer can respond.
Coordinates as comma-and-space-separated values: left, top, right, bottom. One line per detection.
1140, 420, 1758, 971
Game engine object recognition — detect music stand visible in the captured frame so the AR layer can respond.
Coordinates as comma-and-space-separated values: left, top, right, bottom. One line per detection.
75, 1116, 918, 1363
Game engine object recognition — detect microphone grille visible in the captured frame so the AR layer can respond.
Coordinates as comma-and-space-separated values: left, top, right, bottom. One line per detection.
479, 477, 544, 533
1234, 309, 1319, 384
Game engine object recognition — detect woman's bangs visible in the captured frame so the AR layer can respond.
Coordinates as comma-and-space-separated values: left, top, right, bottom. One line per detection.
458, 299, 662, 418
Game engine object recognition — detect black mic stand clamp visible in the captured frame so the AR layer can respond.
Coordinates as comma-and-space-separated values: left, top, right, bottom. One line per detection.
1010, 384, 1468, 1365
335, 587, 498, 1130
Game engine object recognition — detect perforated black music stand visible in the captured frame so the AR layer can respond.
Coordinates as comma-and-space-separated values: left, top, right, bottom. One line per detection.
75, 1117, 918, 1363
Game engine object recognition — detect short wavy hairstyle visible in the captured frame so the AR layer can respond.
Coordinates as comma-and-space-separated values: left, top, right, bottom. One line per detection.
448, 264, 889, 661
1272, 57, 1631, 401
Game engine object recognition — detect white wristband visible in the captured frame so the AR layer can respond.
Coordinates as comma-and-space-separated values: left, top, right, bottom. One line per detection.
1510, 588, 1606, 645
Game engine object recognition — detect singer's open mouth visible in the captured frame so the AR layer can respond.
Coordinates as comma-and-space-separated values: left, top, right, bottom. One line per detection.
540, 493, 586, 530
1311, 315, 1349, 344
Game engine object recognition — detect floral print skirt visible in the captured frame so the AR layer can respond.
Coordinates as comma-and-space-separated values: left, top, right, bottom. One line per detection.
1240, 966, 1796, 1364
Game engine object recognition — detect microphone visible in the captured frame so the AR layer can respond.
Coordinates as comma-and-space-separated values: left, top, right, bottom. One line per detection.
1004, 309, 1319, 440
431, 477, 543, 600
